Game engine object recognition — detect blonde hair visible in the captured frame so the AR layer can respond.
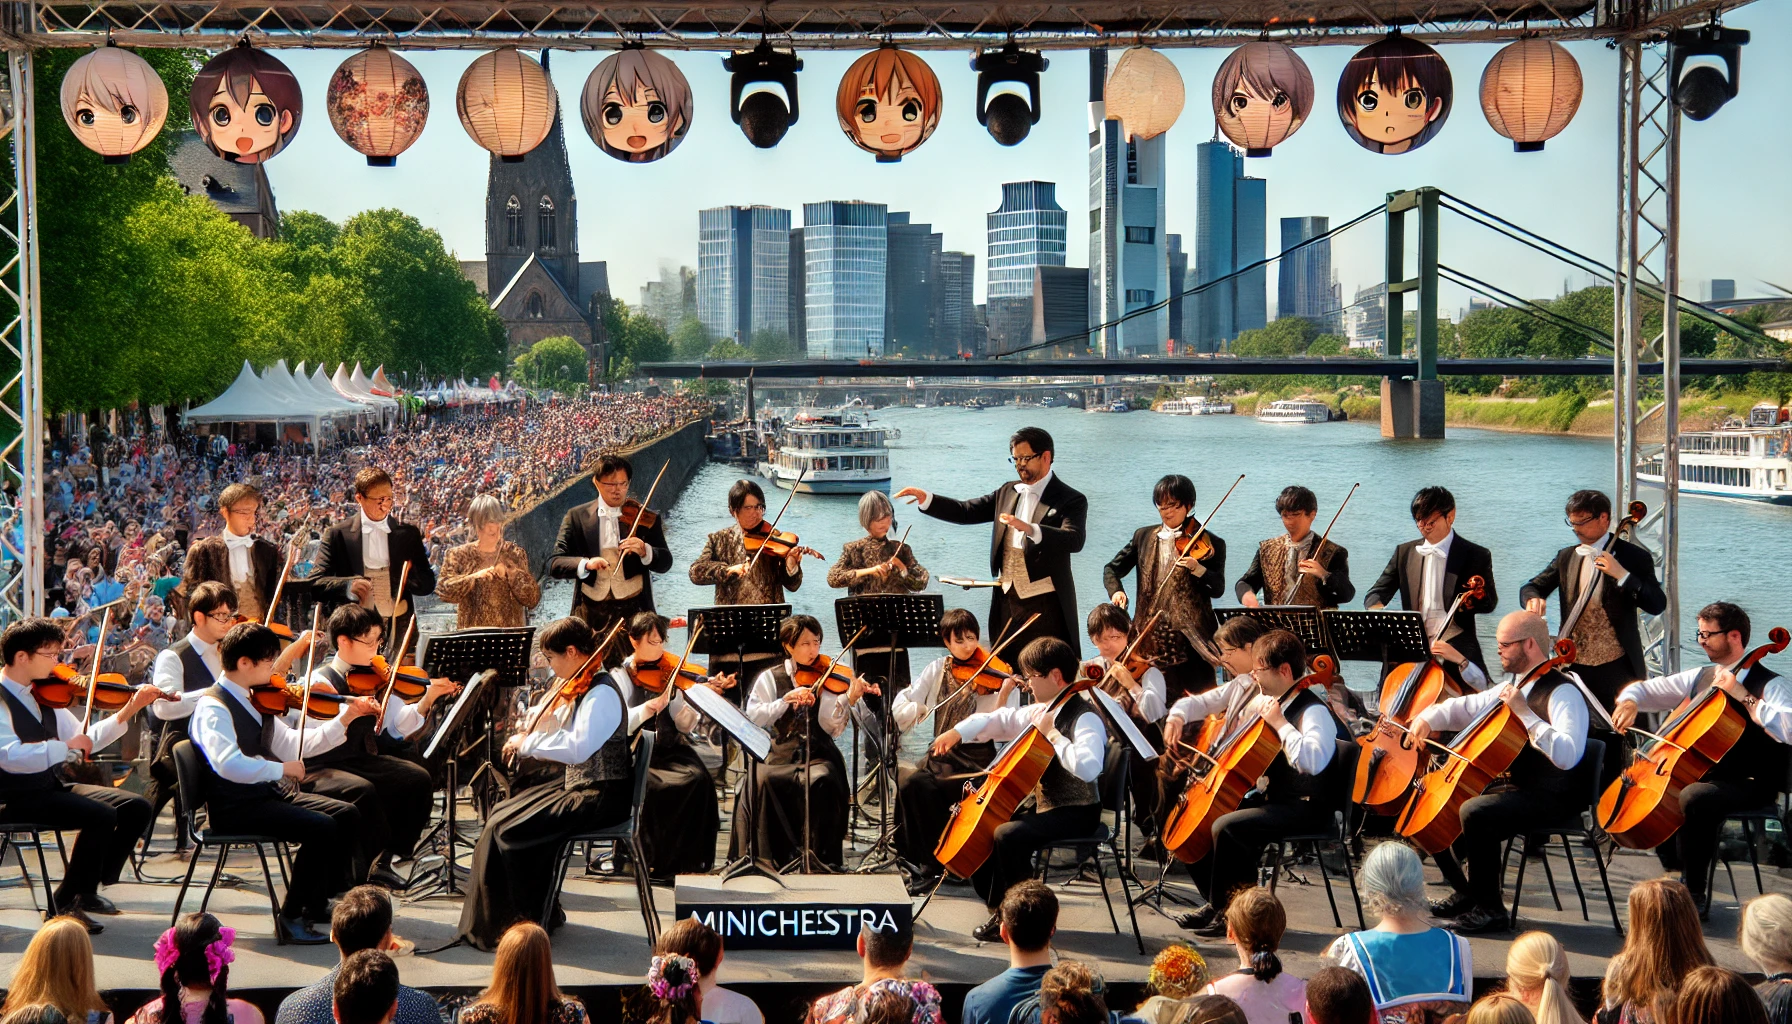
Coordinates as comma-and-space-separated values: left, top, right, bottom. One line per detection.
0, 917, 109, 1021
1741, 893, 1792, 972
1506, 931, 1584, 1024
1467, 993, 1537, 1024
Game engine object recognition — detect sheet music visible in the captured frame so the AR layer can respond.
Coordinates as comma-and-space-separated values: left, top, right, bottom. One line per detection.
423, 669, 490, 761
685, 684, 773, 763
1089, 687, 1160, 761
939, 576, 1002, 589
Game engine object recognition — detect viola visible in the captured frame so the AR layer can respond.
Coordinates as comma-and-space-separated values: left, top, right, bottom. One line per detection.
1598, 626, 1791, 850
250, 678, 353, 720
31, 663, 169, 712
1394, 639, 1580, 853
949, 648, 1013, 694
618, 498, 659, 531
516, 620, 627, 745
630, 652, 711, 693
742, 521, 824, 562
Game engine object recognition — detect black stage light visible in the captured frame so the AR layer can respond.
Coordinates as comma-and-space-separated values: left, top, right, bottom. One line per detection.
726, 42, 802, 148
973, 44, 1048, 145
1668, 23, 1749, 122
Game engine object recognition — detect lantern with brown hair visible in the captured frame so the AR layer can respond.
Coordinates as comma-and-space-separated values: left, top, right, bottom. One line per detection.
1104, 46, 1184, 142
835, 47, 941, 162
327, 45, 429, 166
191, 41, 303, 164
60, 44, 168, 163
1211, 42, 1313, 156
1337, 33, 1452, 155
457, 47, 557, 162
1479, 39, 1581, 152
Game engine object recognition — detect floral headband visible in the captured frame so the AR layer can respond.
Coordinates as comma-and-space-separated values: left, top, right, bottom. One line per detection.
648, 954, 698, 1001
153, 925, 236, 984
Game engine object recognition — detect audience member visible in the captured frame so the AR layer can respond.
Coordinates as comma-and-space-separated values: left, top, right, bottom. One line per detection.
1325, 842, 1470, 1023
653, 919, 762, 1024
643, 953, 702, 1024
855, 985, 919, 1024
1663, 967, 1768, 1024
1304, 968, 1374, 1024
124, 912, 260, 1024
804, 921, 940, 1024
1598, 880, 1714, 1024
1171, 996, 1247, 1024
1505, 932, 1583, 1024
0, 917, 113, 1024
458, 923, 587, 1024
332, 951, 398, 1024
1204, 888, 1304, 1024
1125, 946, 1212, 1024
1036, 963, 1109, 1024
1741, 894, 1792, 1024
273, 887, 444, 1024
962, 881, 1059, 1024
3, 1007, 70, 1024
1465, 994, 1535, 1024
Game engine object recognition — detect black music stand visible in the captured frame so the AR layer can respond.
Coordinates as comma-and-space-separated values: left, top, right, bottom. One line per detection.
1323, 610, 1431, 670
836, 594, 945, 873
1215, 606, 1332, 656
691, 605, 790, 885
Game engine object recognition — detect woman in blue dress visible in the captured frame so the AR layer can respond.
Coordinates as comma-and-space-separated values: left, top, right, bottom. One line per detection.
1325, 842, 1472, 1024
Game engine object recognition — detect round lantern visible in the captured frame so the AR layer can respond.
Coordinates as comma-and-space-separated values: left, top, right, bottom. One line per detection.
1104, 47, 1184, 142
1479, 39, 1581, 152
1211, 42, 1313, 156
581, 47, 692, 163
60, 45, 168, 163
190, 41, 303, 164
834, 47, 942, 162
1336, 34, 1452, 155
457, 47, 557, 162
327, 46, 429, 166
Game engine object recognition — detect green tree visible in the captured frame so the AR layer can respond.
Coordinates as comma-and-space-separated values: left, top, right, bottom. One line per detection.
671, 315, 712, 359
707, 339, 749, 360
749, 328, 796, 361
330, 209, 504, 379
512, 335, 588, 391
1229, 317, 1320, 356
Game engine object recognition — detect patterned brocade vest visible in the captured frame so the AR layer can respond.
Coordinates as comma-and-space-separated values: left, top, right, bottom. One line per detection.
566, 676, 632, 791
1258, 536, 1339, 608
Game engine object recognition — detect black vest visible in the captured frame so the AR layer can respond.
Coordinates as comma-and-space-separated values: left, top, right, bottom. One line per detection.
0, 685, 63, 794
564, 677, 632, 791
303, 664, 378, 766
623, 660, 683, 758
768, 664, 849, 772
171, 638, 216, 693
1505, 670, 1586, 797
1034, 694, 1101, 812
1700, 664, 1788, 785
1262, 686, 1348, 803
197, 686, 283, 807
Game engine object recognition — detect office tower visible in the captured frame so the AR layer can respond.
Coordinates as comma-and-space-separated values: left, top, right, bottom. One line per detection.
1278, 216, 1342, 333
1034, 266, 1091, 355
886, 212, 944, 356
697, 205, 792, 343
1347, 282, 1388, 352
1167, 233, 1187, 349
1706, 279, 1736, 303
987, 180, 1068, 355
1194, 139, 1268, 350
787, 228, 805, 348
1088, 48, 1169, 357
802, 200, 887, 359
639, 263, 697, 328
938, 251, 976, 356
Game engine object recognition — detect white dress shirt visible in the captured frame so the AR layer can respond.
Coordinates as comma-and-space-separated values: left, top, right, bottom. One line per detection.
1083, 656, 1167, 723
190, 676, 351, 784
0, 674, 132, 773
1168, 672, 1258, 727
612, 660, 702, 736
221, 527, 256, 581
576, 499, 625, 580
1618, 662, 1792, 745
954, 695, 1107, 783
360, 513, 391, 571
1166, 675, 1337, 774
1574, 540, 1630, 592
151, 634, 224, 721
1417, 671, 1590, 771
745, 662, 850, 738
300, 657, 427, 743
890, 655, 1020, 735
915, 472, 1051, 547
517, 679, 625, 764
1416, 530, 1454, 637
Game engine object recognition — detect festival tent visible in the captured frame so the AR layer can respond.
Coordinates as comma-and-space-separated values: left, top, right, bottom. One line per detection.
371, 366, 398, 396
184, 361, 329, 450
333, 363, 401, 425
260, 359, 362, 420
292, 361, 369, 418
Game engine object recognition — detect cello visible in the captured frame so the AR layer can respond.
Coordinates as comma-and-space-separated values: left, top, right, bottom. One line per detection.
1597, 625, 1791, 850
1352, 575, 1488, 814
1394, 638, 1579, 853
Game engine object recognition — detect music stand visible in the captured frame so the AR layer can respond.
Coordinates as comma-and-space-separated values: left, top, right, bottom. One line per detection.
1214, 606, 1332, 656
690, 605, 790, 885
1323, 610, 1430, 669
835, 594, 945, 873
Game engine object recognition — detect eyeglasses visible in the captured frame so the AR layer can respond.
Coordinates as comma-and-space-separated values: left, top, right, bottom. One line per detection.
737, 503, 765, 512
1008, 452, 1044, 467
1564, 515, 1600, 529
1695, 629, 1727, 642
1496, 638, 1527, 650
204, 610, 237, 625
361, 495, 396, 508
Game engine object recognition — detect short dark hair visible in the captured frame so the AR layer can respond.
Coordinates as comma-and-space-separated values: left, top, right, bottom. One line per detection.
1009, 426, 1054, 458
1274, 486, 1317, 515
352, 468, 393, 497
1018, 636, 1078, 685
1214, 616, 1269, 652
2, 618, 64, 668
1085, 603, 1131, 639
217, 482, 261, 511
1698, 601, 1750, 646
1151, 474, 1196, 510
627, 611, 671, 642
594, 454, 633, 482
219, 622, 281, 672
654, 918, 722, 976
860, 917, 913, 969
938, 608, 979, 645
727, 479, 766, 513
779, 614, 822, 651
999, 879, 1057, 952
1410, 486, 1455, 522
1254, 629, 1306, 679
327, 604, 384, 648
187, 581, 238, 623
1565, 489, 1611, 519
539, 616, 598, 658
332, 949, 398, 1024
331, 885, 394, 955
1304, 966, 1374, 1024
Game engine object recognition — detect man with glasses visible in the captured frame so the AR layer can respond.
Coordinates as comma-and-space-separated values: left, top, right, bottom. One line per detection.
895, 426, 1087, 655
1365, 485, 1499, 681
689, 479, 809, 690
1235, 485, 1355, 610
549, 454, 672, 668
310, 468, 436, 661
142, 581, 240, 855
1611, 601, 1792, 915
176, 482, 292, 627
1102, 473, 1227, 702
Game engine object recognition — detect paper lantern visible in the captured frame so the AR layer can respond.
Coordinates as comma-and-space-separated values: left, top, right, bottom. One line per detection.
581, 48, 693, 163
1212, 42, 1313, 156
1104, 47, 1184, 142
1480, 39, 1582, 152
457, 47, 557, 162
834, 47, 942, 162
327, 46, 429, 166
1337, 34, 1452, 155
190, 42, 303, 164
60, 45, 168, 163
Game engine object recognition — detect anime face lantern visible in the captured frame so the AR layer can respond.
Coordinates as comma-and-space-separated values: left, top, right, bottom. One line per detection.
60, 46, 170, 163
191, 43, 303, 164
581, 48, 692, 163
1337, 34, 1453, 155
1212, 42, 1314, 156
835, 47, 942, 162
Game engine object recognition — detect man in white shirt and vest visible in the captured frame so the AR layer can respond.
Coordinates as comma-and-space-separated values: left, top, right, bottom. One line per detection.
549, 453, 672, 667
141, 581, 236, 854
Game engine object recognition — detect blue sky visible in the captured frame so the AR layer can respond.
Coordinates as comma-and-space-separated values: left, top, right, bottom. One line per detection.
263, 0, 1791, 318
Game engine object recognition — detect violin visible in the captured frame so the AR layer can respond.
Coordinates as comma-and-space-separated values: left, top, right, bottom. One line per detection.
233, 614, 295, 641
249, 678, 353, 720
1169, 516, 1215, 565
742, 521, 824, 562
515, 620, 626, 747
31, 663, 169, 712
617, 498, 659, 531
793, 654, 856, 695
949, 648, 1013, 694
1394, 638, 1579, 853
341, 655, 430, 703
630, 652, 711, 693
1598, 626, 1791, 850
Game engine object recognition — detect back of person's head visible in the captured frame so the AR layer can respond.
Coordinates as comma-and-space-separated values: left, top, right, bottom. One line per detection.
654, 918, 723, 978
1172, 995, 1247, 1024
1, 916, 107, 1022
860, 918, 914, 970
1305, 967, 1374, 1024
480, 922, 566, 1024
1669, 966, 1769, 1024
1000, 880, 1058, 953
331, 885, 394, 956
1506, 931, 1583, 1024
1606, 879, 1714, 1011
1467, 993, 1537, 1024
1147, 944, 1210, 1001
333, 949, 398, 1024
1224, 887, 1286, 982
154, 912, 235, 1024
645, 950, 702, 1024
1040, 961, 1107, 1024
854, 982, 915, 1024
1741, 893, 1792, 973
1212, 616, 1268, 653
539, 616, 599, 658
1, 1005, 68, 1024
1358, 841, 1428, 921
218, 621, 281, 672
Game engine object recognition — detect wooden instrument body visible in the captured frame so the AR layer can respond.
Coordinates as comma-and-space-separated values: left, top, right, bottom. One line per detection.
1598, 690, 1746, 850
1394, 703, 1529, 853
1353, 661, 1464, 813
934, 685, 1086, 878
1161, 716, 1285, 864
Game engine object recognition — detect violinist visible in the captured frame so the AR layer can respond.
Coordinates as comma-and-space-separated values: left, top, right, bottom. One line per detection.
0, 618, 164, 933
689, 481, 809, 683
931, 636, 1104, 942
174, 483, 293, 626
1408, 611, 1591, 935
549, 455, 672, 666
1235, 486, 1355, 609
616, 611, 737, 880
1611, 602, 1792, 914
888, 609, 1020, 889
1084, 603, 1167, 830
1103, 474, 1227, 700
307, 468, 436, 661
188, 622, 372, 945
1364, 486, 1498, 679
736, 615, 877, 871
456, 616, 633, 951
142, 581, 236, 855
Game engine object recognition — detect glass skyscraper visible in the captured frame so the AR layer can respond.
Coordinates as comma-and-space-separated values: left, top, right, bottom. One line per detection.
1278, 216, 1341, 333
986, 181, 1067, 355
802, 201, 888, 359
697, 205, 791, 343
1194, 140, 1267, 351
1088, 49, 1168, 358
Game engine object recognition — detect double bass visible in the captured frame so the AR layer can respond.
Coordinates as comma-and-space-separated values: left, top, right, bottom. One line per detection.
1597, 626, 1791, 850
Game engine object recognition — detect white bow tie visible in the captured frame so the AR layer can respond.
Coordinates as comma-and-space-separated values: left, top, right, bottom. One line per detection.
1157, 527, 1178, 541
222, 531, 255, 552
362, 515, 391, 535
1575, 543, 1599, 558
1416, 541, 1445, 558
598, 505, 620, 519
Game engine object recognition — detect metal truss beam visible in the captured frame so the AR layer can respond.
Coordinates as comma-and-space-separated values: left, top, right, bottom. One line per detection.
0, 49, 42, 625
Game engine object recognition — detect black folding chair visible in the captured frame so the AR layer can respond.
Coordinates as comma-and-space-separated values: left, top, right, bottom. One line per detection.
1504, 738, 1623, 935
169, 741, 292, 943
1269, 739, 1366, 930
0, 816, 62, 917
543, 731, 660, 945
1032, 754, 1145, 954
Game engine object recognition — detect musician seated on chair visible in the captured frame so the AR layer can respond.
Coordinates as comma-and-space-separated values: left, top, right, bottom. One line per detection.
1158, 615, 1268, 865
1175, 628, 1349, 938
931, 635, 1107, 943
1409, 610, 1591, 935
1611, 601, 1792, 915
1083, 603, 1167, 846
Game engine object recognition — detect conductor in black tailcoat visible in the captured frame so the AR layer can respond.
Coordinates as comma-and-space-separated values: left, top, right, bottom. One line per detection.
548, 454, 673, 665
895, 426, 1088, 655
1365, 485, 1499, 680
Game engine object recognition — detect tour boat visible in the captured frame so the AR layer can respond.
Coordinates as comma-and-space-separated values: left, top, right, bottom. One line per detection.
1639, 402, 1792, 505
1256, 398, 1333, 424
758, 402, 897, 494
1159, 396, 1235, 416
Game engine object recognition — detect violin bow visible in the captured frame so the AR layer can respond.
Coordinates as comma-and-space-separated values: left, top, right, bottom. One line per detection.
651, 622, 705, 718
805, 626, 870, 695
373, 616, 418, 732
77, 608, 114, 745
295, 604, 322, 757
383, 561, 412, 649
262, 538, 303, 629
605, 461, 670, 590
933, 612, 1040, 713
745, 468, 807, 577
1290, 481, 1360, 601
1089, 610, 1161, 699
889, 522, 914, 575
519, 618, 626, 739
1148, 473, 1244, 610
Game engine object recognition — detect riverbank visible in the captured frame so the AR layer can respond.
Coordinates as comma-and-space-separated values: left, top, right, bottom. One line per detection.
1210, 389, 1781, 437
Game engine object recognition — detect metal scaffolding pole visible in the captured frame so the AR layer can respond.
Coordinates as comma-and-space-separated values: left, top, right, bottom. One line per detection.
0, 47, 43, 623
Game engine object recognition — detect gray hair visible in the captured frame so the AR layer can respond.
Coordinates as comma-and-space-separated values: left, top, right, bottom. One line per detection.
468, 494, 507, 534
1358, 841, 1427, 919
858, 490, 896, 533
1742, 893, 1792, 970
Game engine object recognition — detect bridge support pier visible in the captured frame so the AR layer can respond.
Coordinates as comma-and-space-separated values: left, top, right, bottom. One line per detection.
1381, 379, 1444, 439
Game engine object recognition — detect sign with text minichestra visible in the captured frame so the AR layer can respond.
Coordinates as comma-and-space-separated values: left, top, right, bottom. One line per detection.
674, 874, 911, 951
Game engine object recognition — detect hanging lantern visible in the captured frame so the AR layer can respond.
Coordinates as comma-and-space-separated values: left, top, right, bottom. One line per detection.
1104, 47, 1184, 142
190, 41, 303, 164
1211, 42, 1313, 156
457, 47, 557, 162
327, 46, 429, 166
581, 47, 693, 163
1336, 34, 1453, 155
1479, 39, 1581, 152
60, 45, 168, 164
834, 47, 942, 162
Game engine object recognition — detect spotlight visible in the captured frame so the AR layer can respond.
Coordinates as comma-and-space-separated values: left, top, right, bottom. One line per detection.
1668, 23, 1749, 122
973, 45, 1047, 145
726, 42, 802, 148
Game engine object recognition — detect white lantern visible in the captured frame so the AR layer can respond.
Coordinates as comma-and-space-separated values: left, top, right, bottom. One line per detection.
328, 46, 430, 166
457, 47, 557, 161
1104, 47, 1184, 142
60, 46, 169, 163
1479, 39, 1582, 152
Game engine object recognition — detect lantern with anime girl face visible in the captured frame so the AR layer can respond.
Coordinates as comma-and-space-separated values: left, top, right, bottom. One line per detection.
581, 47, 693, 163
190, 41, 303, 164
1212, 41, 1313, 156
835, 47, 942, 162
60, 45, 168, 163
1337, 34, 1453, 155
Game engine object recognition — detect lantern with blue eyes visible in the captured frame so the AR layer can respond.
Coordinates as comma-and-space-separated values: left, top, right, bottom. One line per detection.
190, 41, 303, 164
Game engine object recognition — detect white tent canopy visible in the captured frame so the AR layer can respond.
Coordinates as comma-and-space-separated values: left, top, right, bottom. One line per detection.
185, 361, 321, 425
